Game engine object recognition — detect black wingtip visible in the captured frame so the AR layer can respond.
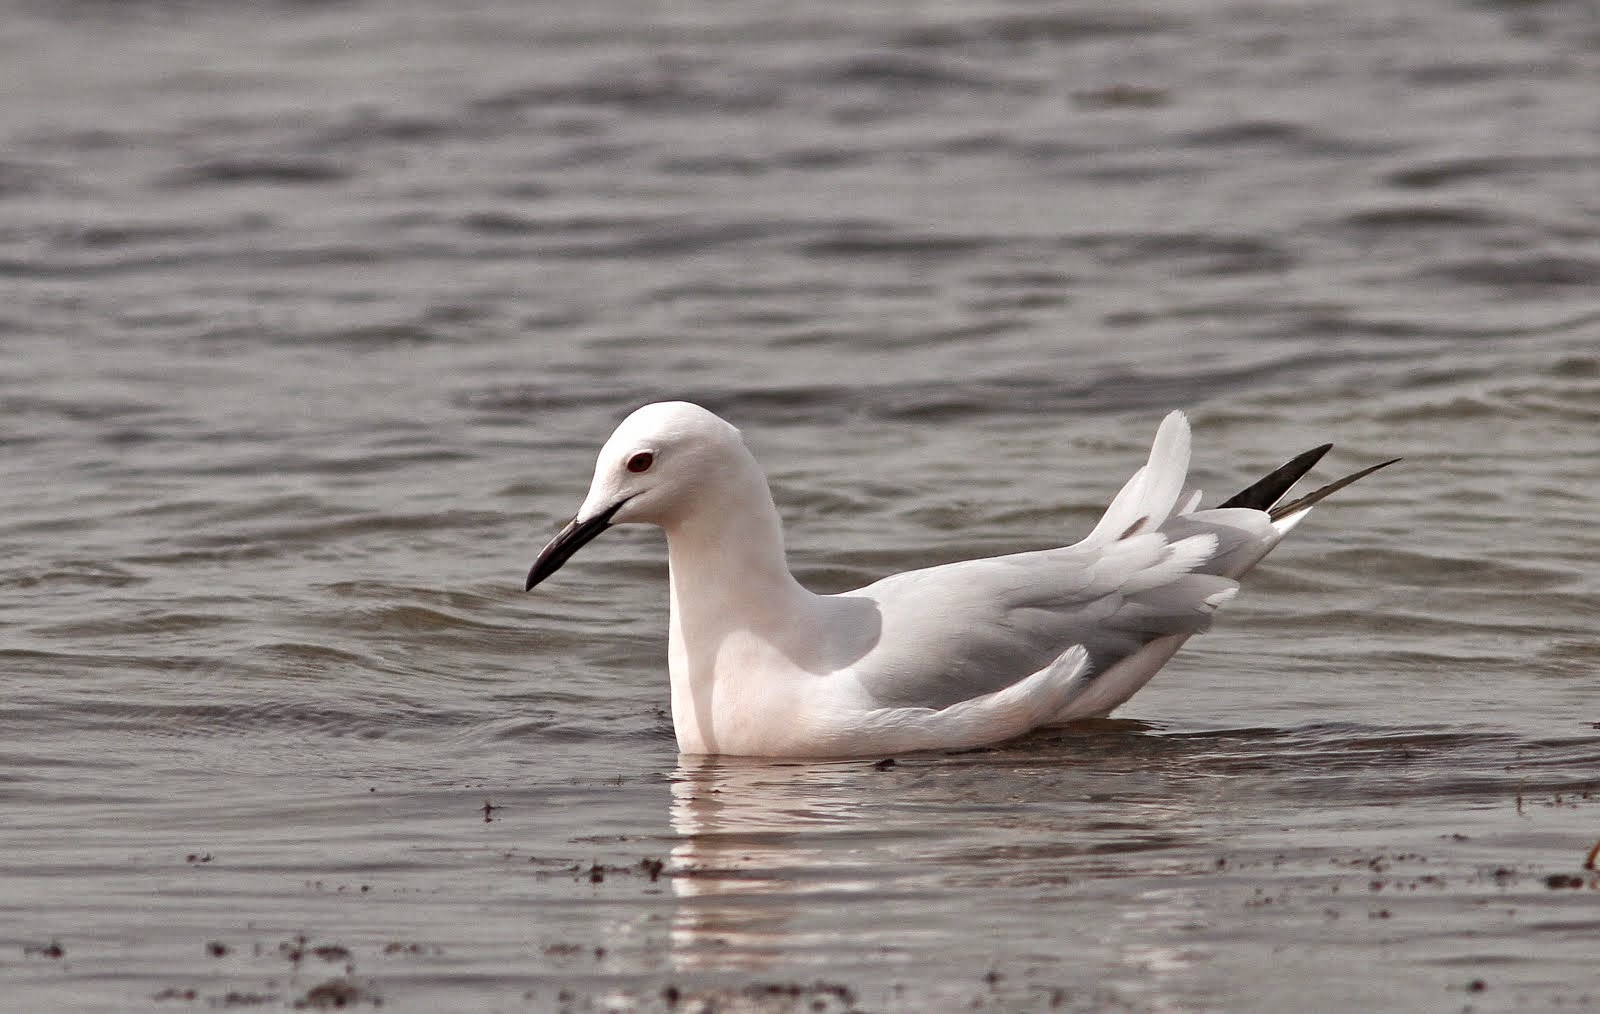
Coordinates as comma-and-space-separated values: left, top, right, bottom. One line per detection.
1217, 443, 1333, 512
1268, 456, 1402, 520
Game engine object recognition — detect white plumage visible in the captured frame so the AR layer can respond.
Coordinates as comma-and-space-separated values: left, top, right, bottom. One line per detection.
525, 402, 1394, 758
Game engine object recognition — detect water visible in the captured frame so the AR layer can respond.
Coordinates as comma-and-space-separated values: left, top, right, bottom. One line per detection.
3, 0, 1598, 1010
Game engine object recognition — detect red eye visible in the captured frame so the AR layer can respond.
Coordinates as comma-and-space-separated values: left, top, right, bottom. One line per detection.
626, 451, 654, 474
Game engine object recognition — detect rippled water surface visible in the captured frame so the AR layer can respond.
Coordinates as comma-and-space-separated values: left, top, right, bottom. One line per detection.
3, 0, 1599, 1010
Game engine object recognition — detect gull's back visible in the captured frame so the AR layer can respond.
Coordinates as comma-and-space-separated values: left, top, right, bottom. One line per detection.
841, 523, 1239, 711
830, 412, 1305, 715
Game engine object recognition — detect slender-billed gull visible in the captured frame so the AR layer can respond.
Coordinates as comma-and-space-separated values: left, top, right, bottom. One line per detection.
525, 403, 1397, 757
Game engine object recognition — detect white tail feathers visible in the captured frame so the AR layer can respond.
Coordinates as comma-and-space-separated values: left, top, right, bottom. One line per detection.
1084, 411, 1193, 546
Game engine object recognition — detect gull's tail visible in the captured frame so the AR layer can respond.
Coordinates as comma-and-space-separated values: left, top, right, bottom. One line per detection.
1218, 441, 1401, 521
1082, 411, 1192, 545
1216, 443, 1332, 512
1049, 424, 1401, 724
1197, 441, 1402, 577
1090, 414, 1401, 544
1261, 456, 1404, 522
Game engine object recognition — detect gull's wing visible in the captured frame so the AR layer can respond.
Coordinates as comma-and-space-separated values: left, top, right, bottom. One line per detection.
842, 528, 1239, 710
831, 410, 1397, 716
838, 411, 1245, 711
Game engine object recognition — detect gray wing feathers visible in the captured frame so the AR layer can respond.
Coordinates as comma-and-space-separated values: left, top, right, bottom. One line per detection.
846, 411, 1276, 713
854, 530, 1238, 710
831, 411, 1391, 721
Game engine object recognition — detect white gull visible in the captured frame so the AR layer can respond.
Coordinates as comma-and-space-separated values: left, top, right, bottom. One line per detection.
525, 402, 1396, 758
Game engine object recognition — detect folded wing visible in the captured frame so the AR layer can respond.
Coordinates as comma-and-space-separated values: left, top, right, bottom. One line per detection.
839, 411, 1395, 717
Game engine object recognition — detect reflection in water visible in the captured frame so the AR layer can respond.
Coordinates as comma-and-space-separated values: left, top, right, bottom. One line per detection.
667, 756, 889, 971
663, 743, 1217, 1003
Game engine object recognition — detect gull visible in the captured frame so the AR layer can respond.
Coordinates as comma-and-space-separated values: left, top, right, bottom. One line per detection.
524, 402, 1397, 758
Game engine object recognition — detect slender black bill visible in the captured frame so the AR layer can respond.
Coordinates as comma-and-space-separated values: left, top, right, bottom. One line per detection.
524, 497, 631, 591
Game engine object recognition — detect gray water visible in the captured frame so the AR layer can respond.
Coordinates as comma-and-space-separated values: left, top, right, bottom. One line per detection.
3, 0, 1599, 1010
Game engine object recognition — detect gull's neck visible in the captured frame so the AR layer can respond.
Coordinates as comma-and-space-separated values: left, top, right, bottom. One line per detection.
662, 464, 813, 643
660, 453, 818, 752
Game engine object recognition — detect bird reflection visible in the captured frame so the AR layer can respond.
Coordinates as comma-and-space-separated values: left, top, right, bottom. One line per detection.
662, 736, 1218, 1000
666, 754, 889, 971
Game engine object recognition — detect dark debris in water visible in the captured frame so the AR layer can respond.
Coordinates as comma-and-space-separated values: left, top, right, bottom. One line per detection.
312, 944, 353, 963
151, 988, 197, 1003
657, 980, 861, 1013
381, 941, 441, 957
294, 977, 379, 1010
214, 993, 277, 1008
23, 939, 64, 959
544, 857, 671, 885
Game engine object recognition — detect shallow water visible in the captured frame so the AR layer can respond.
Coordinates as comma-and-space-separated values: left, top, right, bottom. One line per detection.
3, 0, 1599, 1010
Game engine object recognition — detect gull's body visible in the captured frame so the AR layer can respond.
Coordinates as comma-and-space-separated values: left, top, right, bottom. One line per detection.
525, 402, 1395, 758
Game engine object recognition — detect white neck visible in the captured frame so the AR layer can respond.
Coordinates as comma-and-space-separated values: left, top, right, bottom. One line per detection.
661, 456, 817, 753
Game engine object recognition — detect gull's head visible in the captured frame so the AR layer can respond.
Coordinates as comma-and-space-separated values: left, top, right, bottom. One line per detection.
525, 402, 747, 590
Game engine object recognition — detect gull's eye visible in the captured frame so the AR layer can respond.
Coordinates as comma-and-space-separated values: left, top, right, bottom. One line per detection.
626, 451, 654, 474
